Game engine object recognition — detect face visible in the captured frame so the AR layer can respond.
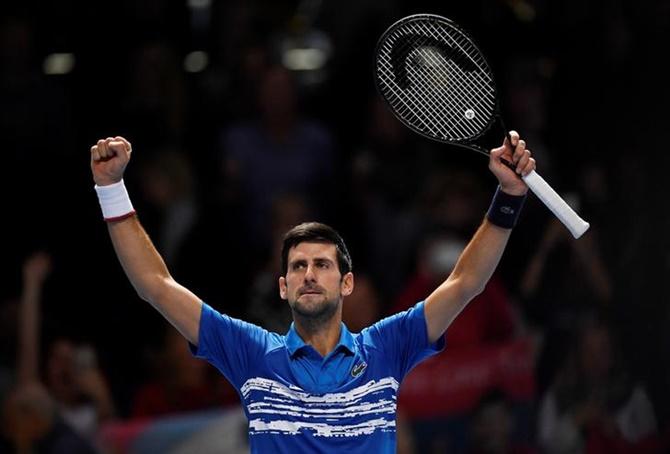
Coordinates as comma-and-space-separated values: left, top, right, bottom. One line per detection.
279, 242, 353, 321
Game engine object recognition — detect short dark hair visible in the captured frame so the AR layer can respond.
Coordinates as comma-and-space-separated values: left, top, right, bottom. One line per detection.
281, 222, 352, 276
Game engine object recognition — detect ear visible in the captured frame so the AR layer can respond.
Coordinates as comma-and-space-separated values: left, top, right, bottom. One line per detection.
278, 276, 288, 300
341, 272, 354, 297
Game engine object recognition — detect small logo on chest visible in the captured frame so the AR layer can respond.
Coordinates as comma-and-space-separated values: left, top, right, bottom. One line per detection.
351, 361, 368, 378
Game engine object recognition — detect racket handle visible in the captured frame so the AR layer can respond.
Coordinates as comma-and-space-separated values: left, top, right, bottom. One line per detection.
522, 170, 590, 239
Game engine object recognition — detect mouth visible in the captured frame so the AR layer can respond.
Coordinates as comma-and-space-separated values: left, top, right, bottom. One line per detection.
299, 288, 323, 296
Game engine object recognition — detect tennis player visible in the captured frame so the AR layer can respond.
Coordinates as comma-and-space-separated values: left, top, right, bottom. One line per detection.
90, 132, 534, 453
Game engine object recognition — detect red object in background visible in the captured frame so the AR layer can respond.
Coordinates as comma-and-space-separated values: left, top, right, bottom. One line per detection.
399, 338, 536, 418
393, 273, 534, 418
392, 275, 516, 348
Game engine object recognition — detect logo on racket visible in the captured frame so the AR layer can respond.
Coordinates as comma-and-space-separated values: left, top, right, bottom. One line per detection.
351, 361, 368, 378
464, 109, 475, 120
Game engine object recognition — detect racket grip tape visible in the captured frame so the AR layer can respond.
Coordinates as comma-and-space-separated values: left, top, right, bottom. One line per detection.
522, 170, 590, 238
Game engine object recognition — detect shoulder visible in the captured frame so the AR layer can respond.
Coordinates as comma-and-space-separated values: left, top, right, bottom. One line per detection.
358, 302, 426, 344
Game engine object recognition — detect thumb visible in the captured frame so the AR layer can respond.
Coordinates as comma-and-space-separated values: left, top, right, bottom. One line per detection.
490, 146, 504, 158
489, 146, 506, 166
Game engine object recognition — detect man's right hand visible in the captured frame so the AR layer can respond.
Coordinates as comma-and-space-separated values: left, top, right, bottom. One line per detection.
90, 136, 132, 186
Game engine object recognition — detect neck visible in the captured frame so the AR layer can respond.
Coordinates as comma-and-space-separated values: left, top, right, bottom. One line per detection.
293, 309, 342, 357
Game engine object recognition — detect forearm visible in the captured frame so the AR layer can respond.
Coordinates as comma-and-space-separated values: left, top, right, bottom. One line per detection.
452, 220, 510, 293
425, 219, 511, 342
17, 282, 41, 384
108, 215, 171, 301
107, 215, 201, 344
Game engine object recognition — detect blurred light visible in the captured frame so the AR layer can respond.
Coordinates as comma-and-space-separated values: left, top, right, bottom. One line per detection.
43, 53, 75, 75
282, 48, 327, 71
187, 0, 211, 9
184, 51, 209, 73
280, 28, 332, 73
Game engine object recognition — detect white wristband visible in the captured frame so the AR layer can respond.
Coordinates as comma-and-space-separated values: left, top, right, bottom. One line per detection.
94, 179, 135, 221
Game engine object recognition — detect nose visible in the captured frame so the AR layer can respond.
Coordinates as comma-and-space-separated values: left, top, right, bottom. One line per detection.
304, 264, 317, 283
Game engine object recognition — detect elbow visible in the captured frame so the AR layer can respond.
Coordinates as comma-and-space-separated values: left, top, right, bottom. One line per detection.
135, 275, 173, 303
455, 276, 486, 302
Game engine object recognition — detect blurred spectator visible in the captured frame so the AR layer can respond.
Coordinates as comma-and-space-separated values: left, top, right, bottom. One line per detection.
0, 253, 100, 453
537, 318, 660, 454
520, 214, 613, 393
220, 64, 335, 256
1, 382, 96, 454
132, 325, 237, 418
467, 390, 537, 454
520, 216, 612, 320
391, 232, 526, 454
45, 339, 115, 441
391, 233, 518, 347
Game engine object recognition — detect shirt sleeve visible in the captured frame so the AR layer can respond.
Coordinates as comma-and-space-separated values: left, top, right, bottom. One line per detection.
363, 301, 445, 380
190, 302, 270, 389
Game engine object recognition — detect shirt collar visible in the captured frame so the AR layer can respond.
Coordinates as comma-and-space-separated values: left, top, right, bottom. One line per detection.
285, 322, 355, 358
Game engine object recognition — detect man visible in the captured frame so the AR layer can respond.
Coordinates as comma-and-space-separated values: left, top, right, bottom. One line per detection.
90, 132, 535, 453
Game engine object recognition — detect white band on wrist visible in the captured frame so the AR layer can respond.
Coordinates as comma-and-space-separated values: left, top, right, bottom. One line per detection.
94, 179, 135, 221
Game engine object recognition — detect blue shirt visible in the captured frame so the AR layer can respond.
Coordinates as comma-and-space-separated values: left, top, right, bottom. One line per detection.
192, 301, 445, 453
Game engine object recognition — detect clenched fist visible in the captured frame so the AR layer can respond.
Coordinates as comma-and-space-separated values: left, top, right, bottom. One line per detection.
488, 130, 535, 196
90, 136, 132, 186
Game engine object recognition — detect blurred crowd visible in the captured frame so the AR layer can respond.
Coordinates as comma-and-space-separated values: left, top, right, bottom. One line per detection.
1, 0, 670, 453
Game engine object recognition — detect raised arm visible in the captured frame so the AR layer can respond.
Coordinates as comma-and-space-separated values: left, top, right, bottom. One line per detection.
424, 131, 535, 343
90, 137, 202, 345
17, 252, 52, 384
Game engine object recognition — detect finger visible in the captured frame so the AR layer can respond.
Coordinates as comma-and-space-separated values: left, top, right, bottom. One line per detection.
96, 139, 108, 159
489, 146, 509, 167
108, 140, 126, 155
90, 145, 102, 162
115, 136, 132, 153
99, 139, 112, 159
508, 130, 520, 148
490, 146, 505, 158
522, 157, 536, 177
104, 137, 116, 157
516, 149, 531, 174
513, 140, 526, 165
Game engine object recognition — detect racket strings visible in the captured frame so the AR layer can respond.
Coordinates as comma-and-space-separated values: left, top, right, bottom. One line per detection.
376, 18, 497, 141
378, 55, 449, 137
401, 34, 487, 137
404, 21, 492, 108
416, 22, 496, 116
401, 22, 493, 134
379, 47, 462, 138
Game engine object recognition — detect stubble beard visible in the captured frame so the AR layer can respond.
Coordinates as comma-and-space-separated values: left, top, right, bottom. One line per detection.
289, 294, 340, 332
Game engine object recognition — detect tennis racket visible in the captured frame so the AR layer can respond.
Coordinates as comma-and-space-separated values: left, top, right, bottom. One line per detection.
374, 14, 590, 239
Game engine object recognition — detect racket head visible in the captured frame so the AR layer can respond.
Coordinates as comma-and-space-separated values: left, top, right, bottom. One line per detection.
375, 14, 501, 155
